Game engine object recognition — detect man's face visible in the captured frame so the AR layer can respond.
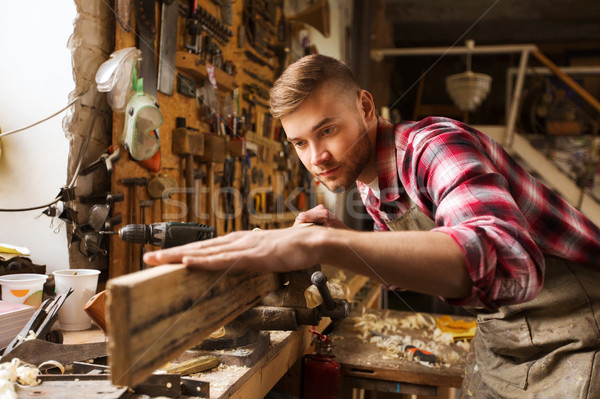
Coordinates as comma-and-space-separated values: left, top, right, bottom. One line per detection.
281, 85, 375, 193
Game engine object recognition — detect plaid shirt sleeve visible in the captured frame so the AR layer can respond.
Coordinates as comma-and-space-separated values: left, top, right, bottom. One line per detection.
399, 119, 546, 309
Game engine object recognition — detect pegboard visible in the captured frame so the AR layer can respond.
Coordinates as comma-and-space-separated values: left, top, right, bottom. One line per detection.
109, 0, 312, 278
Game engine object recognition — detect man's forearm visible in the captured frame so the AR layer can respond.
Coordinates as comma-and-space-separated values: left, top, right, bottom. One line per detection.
313, 229, 472, 300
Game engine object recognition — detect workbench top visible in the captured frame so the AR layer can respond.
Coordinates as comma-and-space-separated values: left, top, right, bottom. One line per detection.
12, 268, 377, 398
328, 309, 473, 389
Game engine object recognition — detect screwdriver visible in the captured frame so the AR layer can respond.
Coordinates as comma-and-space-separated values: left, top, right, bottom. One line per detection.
101, 222, 215, 248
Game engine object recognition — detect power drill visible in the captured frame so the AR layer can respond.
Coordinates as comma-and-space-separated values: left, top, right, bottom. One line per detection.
103, 222, 215, 248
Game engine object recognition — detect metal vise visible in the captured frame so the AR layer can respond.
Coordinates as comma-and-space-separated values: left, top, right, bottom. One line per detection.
238, 266, 350, 331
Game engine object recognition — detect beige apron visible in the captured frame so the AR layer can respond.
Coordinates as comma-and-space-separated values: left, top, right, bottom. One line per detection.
385, 200, 600, 398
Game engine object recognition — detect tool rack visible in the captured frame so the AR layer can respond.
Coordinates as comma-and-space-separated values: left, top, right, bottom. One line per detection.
110, 0, 311, 278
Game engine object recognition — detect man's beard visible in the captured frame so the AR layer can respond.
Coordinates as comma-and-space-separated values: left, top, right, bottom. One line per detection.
316, 128, 372, 194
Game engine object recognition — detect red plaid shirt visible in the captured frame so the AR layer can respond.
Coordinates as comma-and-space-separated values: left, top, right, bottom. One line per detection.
357, 117, 600, 309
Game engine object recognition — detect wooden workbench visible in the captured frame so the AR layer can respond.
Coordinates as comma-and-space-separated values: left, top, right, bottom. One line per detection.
45, 269, 379, 399
329, 309, 472, 398
187, 267, 379, 398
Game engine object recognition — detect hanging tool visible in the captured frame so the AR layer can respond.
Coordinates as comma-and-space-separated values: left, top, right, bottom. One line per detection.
176, 73, 197, 98
102, 221, 215, 248
243, 83, 270, 101
185, 0, 203, 54
241, 156, 250, 230
116, 0, 132, 32
82, 192, 125, 231
220, 0, 233, 26
244, 50, 274, 70
196, 5, 233, 45
253, 192, 266, 214
194, 168, 207, 222
79, 146, 121, 176
243, 92, 269, 109
121, 177, 148, 272
172, 117, 204, 221
147, 175, 178, 199
139, 199, 153, 269
157, 0, 180, 95
221, 157, 236, 232
121, 178, 148, 225
242, 68, 272, 88
136, 0, 158, 97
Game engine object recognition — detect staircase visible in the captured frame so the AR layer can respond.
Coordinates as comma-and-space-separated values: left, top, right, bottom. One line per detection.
474, 125, 600, 226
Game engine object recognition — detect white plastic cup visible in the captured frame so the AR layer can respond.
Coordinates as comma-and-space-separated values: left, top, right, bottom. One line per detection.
53, 269, 100, 331
0, 274, 47, 308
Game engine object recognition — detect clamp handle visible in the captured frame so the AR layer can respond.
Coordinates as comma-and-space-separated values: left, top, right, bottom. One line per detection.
310, 271, 335, 311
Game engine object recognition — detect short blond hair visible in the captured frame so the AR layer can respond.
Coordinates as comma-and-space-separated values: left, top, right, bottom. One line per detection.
269, 54, 360, 119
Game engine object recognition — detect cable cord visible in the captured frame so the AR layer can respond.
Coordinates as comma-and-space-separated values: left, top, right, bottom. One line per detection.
0, 86, 91, 139
0, 90, 103, 212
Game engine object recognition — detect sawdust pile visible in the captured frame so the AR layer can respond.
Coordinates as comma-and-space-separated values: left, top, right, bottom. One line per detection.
349, 308, 471, 367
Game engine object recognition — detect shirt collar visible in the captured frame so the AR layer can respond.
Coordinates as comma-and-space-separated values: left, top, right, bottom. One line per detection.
375, 116, 401, 203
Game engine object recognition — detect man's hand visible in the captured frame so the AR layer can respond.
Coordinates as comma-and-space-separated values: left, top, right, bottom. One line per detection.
293, 204, 350, 229
143, 225, 327, 272
144, 223, 472, 300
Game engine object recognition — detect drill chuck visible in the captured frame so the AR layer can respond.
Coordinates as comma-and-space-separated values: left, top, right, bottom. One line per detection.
118, 224, 151, 245
116, 222, 215, 248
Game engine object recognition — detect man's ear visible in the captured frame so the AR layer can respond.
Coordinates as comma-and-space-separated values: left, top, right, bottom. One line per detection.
358, 90, 376, 121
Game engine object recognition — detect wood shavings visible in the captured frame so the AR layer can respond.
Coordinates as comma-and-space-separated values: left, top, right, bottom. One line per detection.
209, 326, 226, 338
432, 328, 455, 345
348, 308, 471, 367
455, 339, 470, 351
304, 282, 346, 309
333, 270, 347, 282
190, 363, 249, 398
11, 331, 37, 350
38, 360, 65, 374
0, 358, 41, 399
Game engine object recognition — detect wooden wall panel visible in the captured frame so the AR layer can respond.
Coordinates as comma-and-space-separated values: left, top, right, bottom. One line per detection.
109, 1, 307, 278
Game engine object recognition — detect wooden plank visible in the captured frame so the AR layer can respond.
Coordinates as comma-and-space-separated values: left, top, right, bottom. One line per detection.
106, 265, 281, 387
365, 285, 381, 309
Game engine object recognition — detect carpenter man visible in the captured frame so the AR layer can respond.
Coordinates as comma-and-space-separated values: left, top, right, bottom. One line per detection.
145, 54, 600, 398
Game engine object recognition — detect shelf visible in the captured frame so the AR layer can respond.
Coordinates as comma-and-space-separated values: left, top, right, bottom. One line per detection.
245, 131, 282, 151
176, 51, 235, 92
249, 211, 297, 225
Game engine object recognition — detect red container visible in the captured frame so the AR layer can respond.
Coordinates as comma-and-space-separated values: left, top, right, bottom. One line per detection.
301, 330, 341, 399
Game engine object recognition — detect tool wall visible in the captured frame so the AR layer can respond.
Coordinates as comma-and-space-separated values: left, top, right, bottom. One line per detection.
109, 0, 312, 277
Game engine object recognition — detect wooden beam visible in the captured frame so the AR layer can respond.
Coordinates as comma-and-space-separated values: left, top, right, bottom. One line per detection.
106, 265, 281, 387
